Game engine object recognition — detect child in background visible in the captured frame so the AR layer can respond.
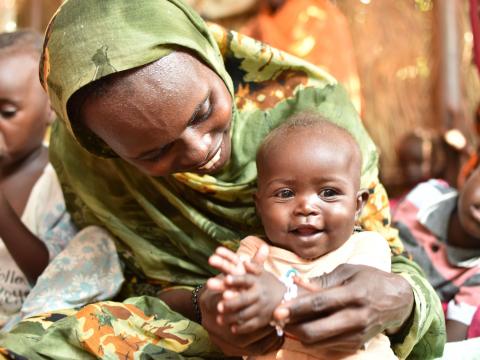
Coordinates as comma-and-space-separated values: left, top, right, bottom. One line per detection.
391, 128, 470, 215
208, 113, 396, 359
0, 30, 123, 329
393, 152, 480, 342
0, 29, 67, 327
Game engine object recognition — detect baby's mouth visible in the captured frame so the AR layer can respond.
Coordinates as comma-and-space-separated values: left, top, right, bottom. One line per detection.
291, 224, 322, 236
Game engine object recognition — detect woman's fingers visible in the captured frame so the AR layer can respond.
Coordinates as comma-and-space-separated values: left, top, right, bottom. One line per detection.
232, 316, 269, 335
274, 285, 360, 324
285, 307, 376, 347
311, 263, 359, 289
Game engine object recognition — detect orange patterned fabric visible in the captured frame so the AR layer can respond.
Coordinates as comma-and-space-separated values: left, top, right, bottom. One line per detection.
241, 0, 363, 114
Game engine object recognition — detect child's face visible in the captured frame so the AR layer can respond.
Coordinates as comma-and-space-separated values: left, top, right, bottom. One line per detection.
0, 52, 51, 169
457, 165, 480, 239
255, 128, 365, 259
398, 138, 426, 186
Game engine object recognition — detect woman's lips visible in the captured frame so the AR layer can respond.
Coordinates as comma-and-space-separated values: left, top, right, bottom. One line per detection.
0, 133, 6, 158
198, 145, 222, 171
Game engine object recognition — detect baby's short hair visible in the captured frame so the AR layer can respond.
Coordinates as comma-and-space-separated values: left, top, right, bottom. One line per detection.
0, 29, 43, 56
257, 111, 361, 164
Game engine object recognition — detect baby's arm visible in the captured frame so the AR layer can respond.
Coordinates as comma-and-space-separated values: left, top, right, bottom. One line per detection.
0, 190, 49, 284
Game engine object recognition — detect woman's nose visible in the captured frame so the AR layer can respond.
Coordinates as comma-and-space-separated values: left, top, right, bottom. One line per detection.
179, 130, 213, 167
294, 194, 320, 216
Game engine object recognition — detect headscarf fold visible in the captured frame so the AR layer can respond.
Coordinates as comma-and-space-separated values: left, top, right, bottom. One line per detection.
42, 0, 389, 288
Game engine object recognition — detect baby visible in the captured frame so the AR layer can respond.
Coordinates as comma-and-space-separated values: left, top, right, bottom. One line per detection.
208, 112, 396, 359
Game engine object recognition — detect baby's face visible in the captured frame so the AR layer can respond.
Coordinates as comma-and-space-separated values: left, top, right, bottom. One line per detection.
255, 128, 363, 259
0, 52, 51, 168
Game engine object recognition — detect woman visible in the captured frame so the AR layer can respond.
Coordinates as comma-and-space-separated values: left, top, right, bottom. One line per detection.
0, 0, 444, 359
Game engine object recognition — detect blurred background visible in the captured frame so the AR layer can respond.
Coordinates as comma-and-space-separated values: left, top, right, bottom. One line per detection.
1, 0, 479, 197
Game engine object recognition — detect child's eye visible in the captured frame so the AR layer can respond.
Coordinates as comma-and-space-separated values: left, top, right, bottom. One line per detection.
275, 189, 294, 198
319, 188, 338, 198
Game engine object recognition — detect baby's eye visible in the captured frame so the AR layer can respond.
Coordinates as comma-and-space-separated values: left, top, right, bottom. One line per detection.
275, 189, 294, 199
319, 188, 338, 198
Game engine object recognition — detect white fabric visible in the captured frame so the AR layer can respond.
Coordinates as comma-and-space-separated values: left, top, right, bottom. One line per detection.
446, 300, 478, 326
0, 164, 62, 327
436, 338, 480, 360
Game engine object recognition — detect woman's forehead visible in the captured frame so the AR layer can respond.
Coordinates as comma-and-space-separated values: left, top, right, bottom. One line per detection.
79, 52, 216, 154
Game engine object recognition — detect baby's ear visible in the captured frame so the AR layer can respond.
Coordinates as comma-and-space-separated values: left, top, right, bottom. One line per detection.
355, 189, 370, 218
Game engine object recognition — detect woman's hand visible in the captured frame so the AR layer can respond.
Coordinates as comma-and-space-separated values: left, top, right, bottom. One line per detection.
273, 264, 414, 351
199, 286, 283, 356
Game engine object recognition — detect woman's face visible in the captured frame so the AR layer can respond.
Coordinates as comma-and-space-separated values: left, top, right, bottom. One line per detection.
80, 51, 232, 176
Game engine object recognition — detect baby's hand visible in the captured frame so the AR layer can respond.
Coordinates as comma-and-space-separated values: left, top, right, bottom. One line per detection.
207, 241, 269, 291
218, 270, 286, 334
206, 242, 277, 333
209, 246, 247, 276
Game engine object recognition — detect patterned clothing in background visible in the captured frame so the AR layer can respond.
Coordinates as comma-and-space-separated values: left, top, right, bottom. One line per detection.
0, 0, 444, 358
394, 179, 480, 337
0, 164, 124, 332
0, 164, 75, 328
241, 0, 363, 114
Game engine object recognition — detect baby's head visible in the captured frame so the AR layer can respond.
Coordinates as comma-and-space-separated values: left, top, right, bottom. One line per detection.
0, 29, 53, 170
255, 112, 368, 259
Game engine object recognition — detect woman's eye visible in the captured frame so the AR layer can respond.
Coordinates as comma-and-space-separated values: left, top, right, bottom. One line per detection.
0, 106, 17, 119
142, 143, 172, 162
319, 188, 338, 198
275, 189, 294, 198
191, 97, 212, 125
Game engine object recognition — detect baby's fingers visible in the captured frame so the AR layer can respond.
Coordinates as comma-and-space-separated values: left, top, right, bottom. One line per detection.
221, 288, 259, 313
209, 253, 245, 276
225, 274, 256, 288
215, 247, 241, 264
221, 302, 261, 327
206, 277, 226, 291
